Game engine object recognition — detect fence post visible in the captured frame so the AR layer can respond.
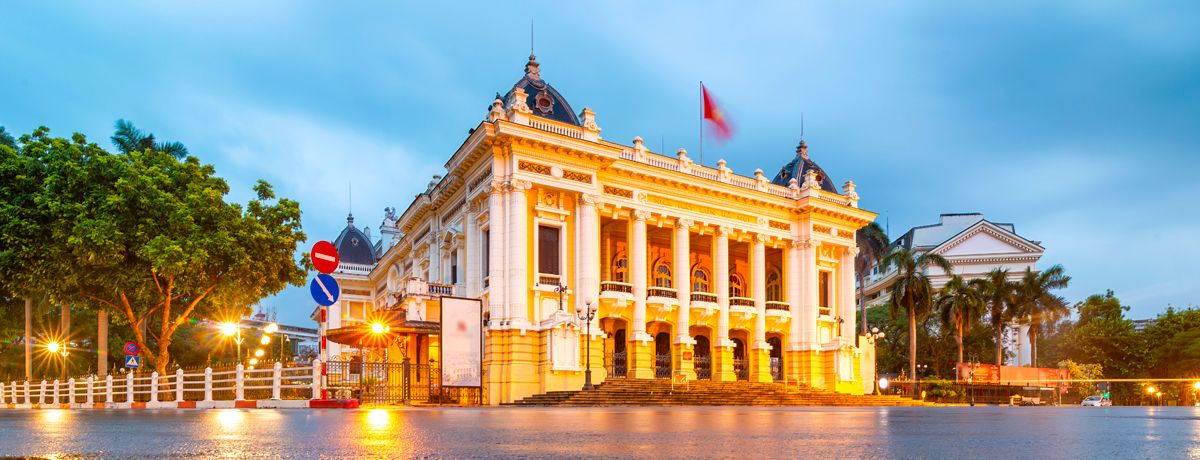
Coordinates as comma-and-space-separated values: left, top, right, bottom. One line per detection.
40, 380, 47, 405
105, 375, 113, 404
87, 377, 95, 405
53, 379, 61, 405
68, 378, 76, 405
25, 380, 31, 404
176, 368, 185, 402
311, 360, 321, 400
125, 372, 133, 403
203, 367, 213, 402
235, 364, 245, 401
0, 381, 5, 405
150, 372, 160, 403
272, 361, 282, 400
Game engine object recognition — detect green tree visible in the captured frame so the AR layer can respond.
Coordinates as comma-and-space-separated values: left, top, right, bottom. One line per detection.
1058, 359, 1103, 399
936, 275, 984, 364
855, 221, 889, 335
879, 247, 953, 393
2, 127, 306, 376
0, 127, 16, 150
977, 268, 1016, 366
110, 119, 188, 158
1141, 307, 1200, 378
1013, 265, 1071, 367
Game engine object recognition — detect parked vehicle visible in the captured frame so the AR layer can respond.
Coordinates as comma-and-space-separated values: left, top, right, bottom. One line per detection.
1081, 395, 1111, 407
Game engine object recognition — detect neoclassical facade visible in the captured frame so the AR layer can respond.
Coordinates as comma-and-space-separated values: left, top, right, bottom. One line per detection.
319, 55, 878, 404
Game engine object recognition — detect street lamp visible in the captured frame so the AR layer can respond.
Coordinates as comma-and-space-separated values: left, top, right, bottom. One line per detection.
264, 322, 279, 334
1146, 386, 1157, 406
575, 296, 597, 390
864, 327, 885, 394
220, 321, 244, 364
254, 349, 264, 358
46, 341, 70, 380
554, 283, 568, 311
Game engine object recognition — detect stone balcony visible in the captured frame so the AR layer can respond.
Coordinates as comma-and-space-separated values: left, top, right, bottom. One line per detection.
598, 280, 633, 319
645, 286, 678, 321
764, 301, 791, 329
689, 292, 718, 320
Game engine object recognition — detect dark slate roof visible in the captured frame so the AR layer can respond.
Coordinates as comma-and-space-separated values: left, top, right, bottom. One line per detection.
333, 214, 377, 266
502, 54, 581, 126
770, 140, 838, 192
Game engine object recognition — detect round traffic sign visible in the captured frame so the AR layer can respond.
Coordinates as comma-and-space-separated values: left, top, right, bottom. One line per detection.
124, 341, 140, 356
311, 240, 340, 274
310, 273, 341, 306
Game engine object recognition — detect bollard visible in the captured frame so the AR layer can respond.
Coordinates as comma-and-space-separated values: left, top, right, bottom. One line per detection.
68, 378, 76, 405
235, 364, 245, 401
106, 374, 114, 404
126, 372, 134, 403
272, 361, 283, 400
176, 368, 185, 402
311, 359, 321, 400
203, 367, 213, 402
150, 372, 160, 403
87, 376, 95, 405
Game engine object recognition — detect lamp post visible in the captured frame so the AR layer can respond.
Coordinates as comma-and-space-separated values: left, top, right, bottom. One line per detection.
575, 297, 597, 390
1146, 386, 1157, 406
554, 283, 568, 311
864, 327, 885, 394
221, 322, 244, 364
46, 341, 70, 380
968, 353, 977, 406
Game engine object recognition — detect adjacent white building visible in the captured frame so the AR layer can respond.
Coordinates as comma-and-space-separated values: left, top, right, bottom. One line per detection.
861, 213, 1044, 366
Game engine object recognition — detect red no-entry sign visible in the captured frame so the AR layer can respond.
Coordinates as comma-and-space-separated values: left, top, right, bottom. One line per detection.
311, 240, 340, 274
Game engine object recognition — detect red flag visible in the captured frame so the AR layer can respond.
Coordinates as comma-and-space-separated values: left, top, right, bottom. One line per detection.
702, 84, 733, 141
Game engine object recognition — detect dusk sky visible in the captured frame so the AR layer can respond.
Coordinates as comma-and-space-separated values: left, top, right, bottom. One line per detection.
3, 1, 1197, 326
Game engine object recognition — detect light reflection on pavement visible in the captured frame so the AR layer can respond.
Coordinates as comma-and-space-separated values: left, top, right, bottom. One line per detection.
3, 406, 1199, 458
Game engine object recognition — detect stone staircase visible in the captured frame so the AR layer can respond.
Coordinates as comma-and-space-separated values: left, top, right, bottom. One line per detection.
506, 379, 936, 407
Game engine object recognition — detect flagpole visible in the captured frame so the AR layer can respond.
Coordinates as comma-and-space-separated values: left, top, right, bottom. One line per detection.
699, 81, 704, 166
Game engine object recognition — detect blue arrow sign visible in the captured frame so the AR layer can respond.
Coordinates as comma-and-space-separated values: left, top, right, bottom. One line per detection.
125, 355, 141, 369
310, 273, 340, 306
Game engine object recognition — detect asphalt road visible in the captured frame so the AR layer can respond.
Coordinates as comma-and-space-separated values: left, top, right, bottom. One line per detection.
3, 406, 1198, 458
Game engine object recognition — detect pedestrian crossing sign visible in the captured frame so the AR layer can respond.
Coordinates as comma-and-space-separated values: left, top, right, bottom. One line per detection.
125, 355, 141, 369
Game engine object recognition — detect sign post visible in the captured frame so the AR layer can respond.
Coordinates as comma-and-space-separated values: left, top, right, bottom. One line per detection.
310, 241, 339, 400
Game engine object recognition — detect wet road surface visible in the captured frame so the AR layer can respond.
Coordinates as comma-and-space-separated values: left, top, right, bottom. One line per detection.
3, 406, 1199, 458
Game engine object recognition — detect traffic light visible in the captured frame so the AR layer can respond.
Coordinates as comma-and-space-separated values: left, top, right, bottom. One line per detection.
1103, 392, 1111, 399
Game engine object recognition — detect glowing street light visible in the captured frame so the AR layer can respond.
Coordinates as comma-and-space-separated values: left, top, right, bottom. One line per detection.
264, 323, 279, 334
220, 321, 244, 363
260, 335, 271, 345
219, 322, 237, 337
47, 341, 61, 354
249, 358, 258, 366
1147, 386, 1157, 394
1193, 381, 1200, 390
254, 349, 264, 358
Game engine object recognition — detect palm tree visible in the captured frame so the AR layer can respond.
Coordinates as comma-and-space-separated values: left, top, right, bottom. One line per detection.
855, 222, 889, 335
978, 268, 1016, 366
880, 247, 953, 395
936, 275, 984, 364
1013, 265, 1070, 367
110, 119, 188, 157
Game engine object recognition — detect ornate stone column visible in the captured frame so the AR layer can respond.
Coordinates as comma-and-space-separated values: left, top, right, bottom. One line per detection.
507, 179, 530, 328
786, 241, 802, 350
749, 234, 773, 382
630, 210, 649, 338
673, 217, 695, 380
803, 239, 819, 348
578, 194, 600, 314
464, 201, 480, 298
712, 226, 735, 381
841, 246, 859, 343
487, 182, 506, 323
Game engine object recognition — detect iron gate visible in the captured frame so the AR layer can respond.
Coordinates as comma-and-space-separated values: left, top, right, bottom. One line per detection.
655, 353, 672, 379
604, 351, 627, 378
733, 358, 748, 381
694, 355, 712, 380
325, 360, 439, 405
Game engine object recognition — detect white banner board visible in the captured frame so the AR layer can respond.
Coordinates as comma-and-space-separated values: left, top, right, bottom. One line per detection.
440, 297, 482, 387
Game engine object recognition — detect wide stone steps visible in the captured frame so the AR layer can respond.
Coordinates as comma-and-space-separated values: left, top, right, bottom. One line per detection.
506, 379, 935, 407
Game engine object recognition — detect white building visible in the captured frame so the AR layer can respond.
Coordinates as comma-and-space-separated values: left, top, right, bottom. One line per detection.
861, 213, 1045, 366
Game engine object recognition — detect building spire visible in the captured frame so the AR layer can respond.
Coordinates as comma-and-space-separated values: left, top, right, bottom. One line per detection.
347, 181, 354, 226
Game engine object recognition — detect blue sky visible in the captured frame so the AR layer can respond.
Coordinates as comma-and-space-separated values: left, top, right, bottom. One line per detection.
3, 1, 1198, 326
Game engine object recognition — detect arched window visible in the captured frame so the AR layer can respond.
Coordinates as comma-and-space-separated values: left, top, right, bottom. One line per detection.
766, 269, 782, 302
611, 252, 628, 283
691, 266, 710, 292
653, 259, 672, 288
729, 273, 746, 298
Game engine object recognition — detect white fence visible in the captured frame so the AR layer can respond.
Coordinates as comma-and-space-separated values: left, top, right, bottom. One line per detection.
0, 360, 321, 408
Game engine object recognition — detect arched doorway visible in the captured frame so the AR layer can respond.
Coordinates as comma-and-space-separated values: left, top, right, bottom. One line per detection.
654, 332, 672, 379
732, 338, 748, 381
693, 335, 712, 380
767, 336, 783, 381
604, 319, 628, 378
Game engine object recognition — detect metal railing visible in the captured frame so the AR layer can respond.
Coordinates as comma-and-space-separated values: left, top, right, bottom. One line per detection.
695, 355, 712, 380
733, 359, 749, 381
655, 353, 672, 379
819, 306, 832, 317
427, 283, 454, 296
604, 351, 627, 378
536, 273, 562, 286
0, 361, 321, 406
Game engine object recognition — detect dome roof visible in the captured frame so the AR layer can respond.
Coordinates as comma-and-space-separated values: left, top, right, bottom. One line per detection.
771, 140, 838, 193
333, 214, 377, 266
502, 54, 581, 126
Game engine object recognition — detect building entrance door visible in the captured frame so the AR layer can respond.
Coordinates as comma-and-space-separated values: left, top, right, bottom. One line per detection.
768, 336, 783, 381
605, 328, 627, 378
654, 332, 672, 379
732, 338, 748, 381
694, 335, 712, 380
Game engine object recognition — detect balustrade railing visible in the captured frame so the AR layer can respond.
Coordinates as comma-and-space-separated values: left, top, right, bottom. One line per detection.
730, 297, 755, 307
536, 273, 562, 287
765, 301, 790, 311
0, 361, 321, 407
427, 283, 454, 296
819, 306, 832, 317
600, 280, 633, 294
690, 292, 717, 303
647, 286, 677, 298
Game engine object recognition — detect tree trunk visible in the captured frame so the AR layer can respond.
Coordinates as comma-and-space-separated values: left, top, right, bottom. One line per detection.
956, 323, 964, 364
1029, 330, 1038, 368
98, 310, 108, 377
24, 297, 32, 380
995, 322, 1004, 367
909, 308, 918, 397
61, 304, 70, 379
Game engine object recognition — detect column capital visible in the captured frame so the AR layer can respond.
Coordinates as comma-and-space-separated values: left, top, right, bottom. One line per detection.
490, 180, 506, 195
507, 179, 532, 191
846, 246, 860, 257
753, 233, 768, 244
580, 193, 600, 206
676, 217, 694, 228
716, 225, 732, 237
633, 210, 651, 222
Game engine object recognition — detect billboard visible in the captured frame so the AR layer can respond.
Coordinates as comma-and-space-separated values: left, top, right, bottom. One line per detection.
956, 362, 1000, 384
440, 297, 482, 387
